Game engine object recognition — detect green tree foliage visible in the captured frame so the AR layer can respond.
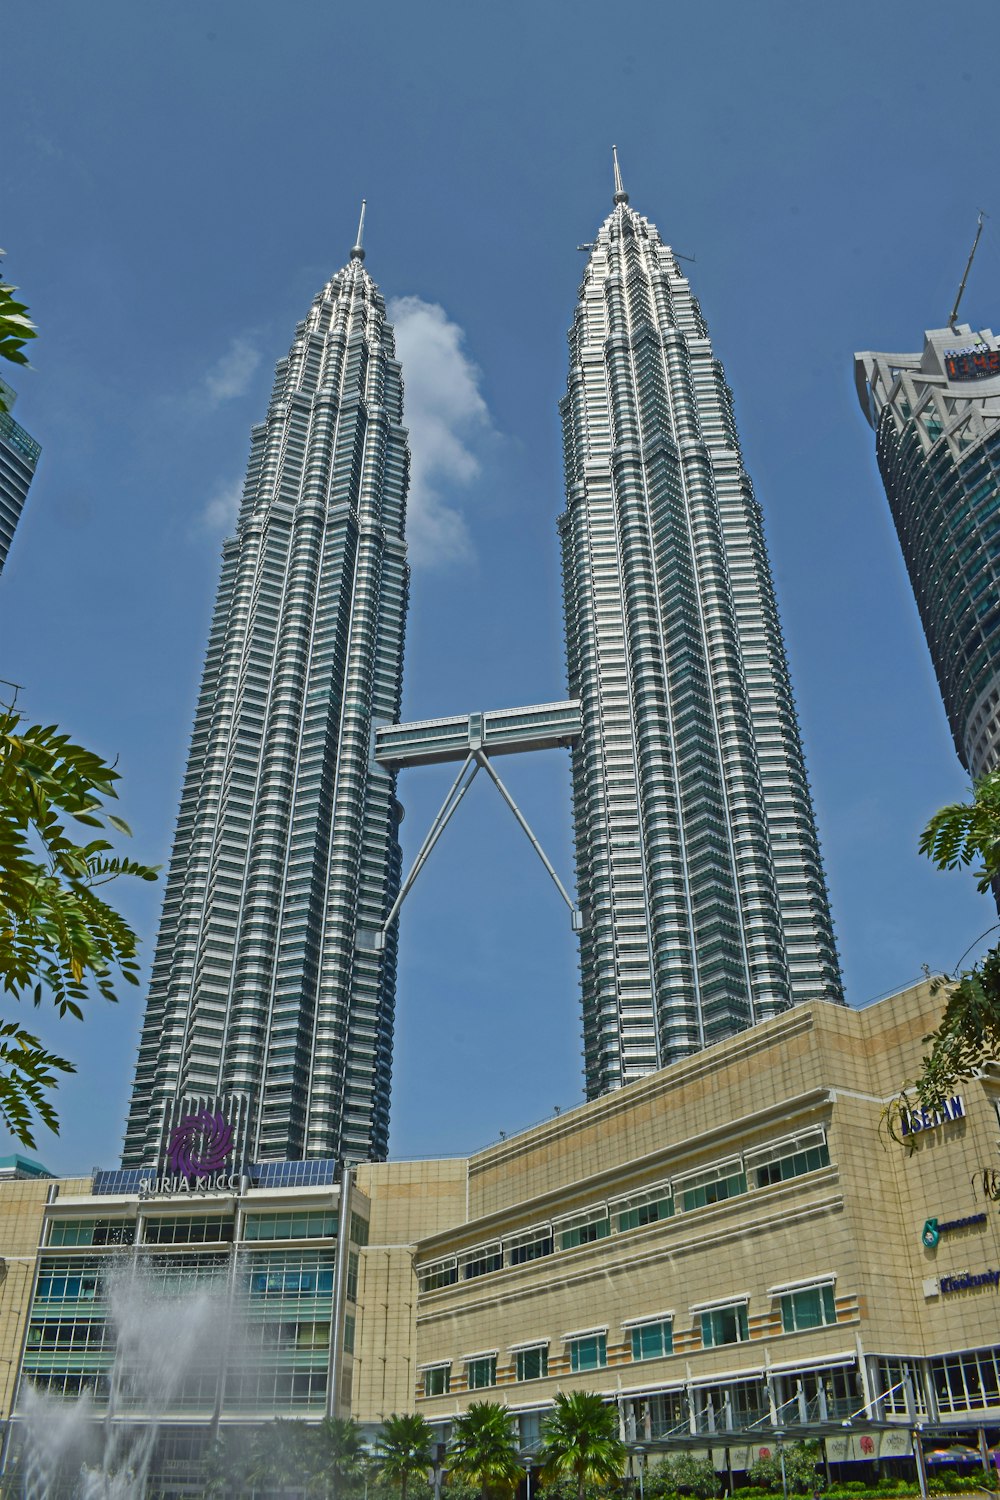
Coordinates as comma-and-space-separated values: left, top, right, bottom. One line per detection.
883, 768, 1000, 1139
375, 1412, 435, 1500
0, 256, 36, 412
449, 1401, 523, 1499
246, 1418, 315, 1495
310, 1415, 369, 1497
746, 1442, 822, 1494
0, 708, 157, 1144
646, 1454, 720, 1498
198, 1431, 254, 1498
539, 1390, 626, 1500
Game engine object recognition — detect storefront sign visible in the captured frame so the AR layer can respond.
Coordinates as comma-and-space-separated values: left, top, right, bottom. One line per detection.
939, 1268, 1000, 1294
138, 1171, 243, 1199
921, 1212, 987, 1248
900, 1095, 965, 1136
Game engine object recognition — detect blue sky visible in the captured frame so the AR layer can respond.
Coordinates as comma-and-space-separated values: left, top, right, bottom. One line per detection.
4, 0, 1000, 1173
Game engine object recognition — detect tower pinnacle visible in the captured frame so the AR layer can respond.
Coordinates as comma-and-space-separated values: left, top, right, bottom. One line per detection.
612, 145, 629, 205
351, 199, 367, 261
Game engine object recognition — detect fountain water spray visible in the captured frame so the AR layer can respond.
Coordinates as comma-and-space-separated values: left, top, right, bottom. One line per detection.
15, 1259, 234, 1498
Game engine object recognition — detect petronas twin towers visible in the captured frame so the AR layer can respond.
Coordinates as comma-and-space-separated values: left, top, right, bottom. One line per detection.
124, 164, 842, 1170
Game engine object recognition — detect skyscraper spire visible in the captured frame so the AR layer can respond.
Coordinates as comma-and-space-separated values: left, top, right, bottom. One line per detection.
612, 144, 628, 205
560, 176, 842, 1094
351, 198, 367, 261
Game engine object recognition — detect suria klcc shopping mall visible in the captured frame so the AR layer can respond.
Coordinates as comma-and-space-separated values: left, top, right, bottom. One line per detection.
1, 981, 999, 1491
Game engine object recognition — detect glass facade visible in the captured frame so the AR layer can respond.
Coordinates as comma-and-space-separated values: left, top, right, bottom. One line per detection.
0, 383, 40, 577
856, 327, 1000, 778
559, 169, 842, 1096
19, 1189, 350, 1423
123, 237, 410, 1168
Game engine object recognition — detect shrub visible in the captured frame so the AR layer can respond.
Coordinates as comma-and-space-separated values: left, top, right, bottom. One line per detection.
747, 1443, 822, 1495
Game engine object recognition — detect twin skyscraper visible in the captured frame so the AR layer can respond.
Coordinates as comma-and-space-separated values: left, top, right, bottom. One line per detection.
123, 162, 843, 1172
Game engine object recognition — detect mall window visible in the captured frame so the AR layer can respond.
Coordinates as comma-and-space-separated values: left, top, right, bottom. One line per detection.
515, 1345, 549, 1381
343, 1315, 355, 1354
242, 1211, 338, 1241
245, 1253, 335, 1302
568, 1332, 607, 1372
558, 1210, 610, 1250
35, 1262, 100, 1303
460, 1245, 503, 1281
507, 1227, 554, 1266
628, 1318, 673, 1361
467, 1355, 497, 1390
678, 1162, 747, 1212
931, 1346, 1000, 1414
349, 1212, 369, 1246
615, 1184, 673, 1232
417, 1259, 458, 1291
422, 1364, 451, 1397
746, 1129, 830, 1189
143, 1215, 233, 1245
778, 1283, 836, 1332
346, 1251, 358, 1301
699, 1303, 749, 1348
48, 1219, 135, 1247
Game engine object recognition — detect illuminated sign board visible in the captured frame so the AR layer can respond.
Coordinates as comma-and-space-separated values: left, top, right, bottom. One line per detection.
900, 1094, 965, 1136
944, 348, 1000, 381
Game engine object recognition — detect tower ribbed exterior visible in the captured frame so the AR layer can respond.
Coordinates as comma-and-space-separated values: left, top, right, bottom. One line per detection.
124, 243, 409, 1167
855, 324, 1000, 780
559, 182, 842, 1097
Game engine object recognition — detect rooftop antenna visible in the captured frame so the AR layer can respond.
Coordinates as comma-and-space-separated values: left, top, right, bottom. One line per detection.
350, 199, 367, 262
948, 210, 985, 332
612, 144, 629, 205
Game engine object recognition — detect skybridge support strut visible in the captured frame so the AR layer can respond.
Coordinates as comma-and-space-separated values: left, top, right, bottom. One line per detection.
373, 747, 582, 951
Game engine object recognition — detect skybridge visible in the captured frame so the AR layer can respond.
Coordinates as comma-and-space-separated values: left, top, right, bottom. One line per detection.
369, 700, 583, 950
373, 698, 581, 769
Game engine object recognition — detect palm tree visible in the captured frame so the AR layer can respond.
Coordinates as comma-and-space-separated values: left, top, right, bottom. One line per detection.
539, 1390, 626, 1500
449, 1401, 523, 1499
375, 1412, 434, 1500
309, 1416, 369, 1497
247, 1418, 313, 1498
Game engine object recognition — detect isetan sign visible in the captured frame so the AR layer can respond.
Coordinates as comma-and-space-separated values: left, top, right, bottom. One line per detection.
900, 1095, 965, 1137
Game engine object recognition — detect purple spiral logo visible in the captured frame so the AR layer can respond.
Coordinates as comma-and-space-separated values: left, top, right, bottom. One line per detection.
166, 1110, 235, 1177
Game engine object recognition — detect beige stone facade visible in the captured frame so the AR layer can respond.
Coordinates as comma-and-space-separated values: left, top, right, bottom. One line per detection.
0, 1174, 87, 1424
353, 983, 1000, 1443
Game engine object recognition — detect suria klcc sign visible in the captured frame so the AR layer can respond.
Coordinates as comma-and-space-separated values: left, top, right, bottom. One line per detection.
139, 1109, 242, 1197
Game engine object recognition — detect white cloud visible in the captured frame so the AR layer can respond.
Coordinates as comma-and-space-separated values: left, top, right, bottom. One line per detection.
388, 296, 492, 567
203, 336, 261, 407
199, 476, 243, 534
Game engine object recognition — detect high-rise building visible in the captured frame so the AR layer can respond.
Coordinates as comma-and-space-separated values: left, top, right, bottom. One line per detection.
855, 323, 1000, 780
559, 156, 842, 1095
123, 216, 410, 1168
0, 379, 41, 576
